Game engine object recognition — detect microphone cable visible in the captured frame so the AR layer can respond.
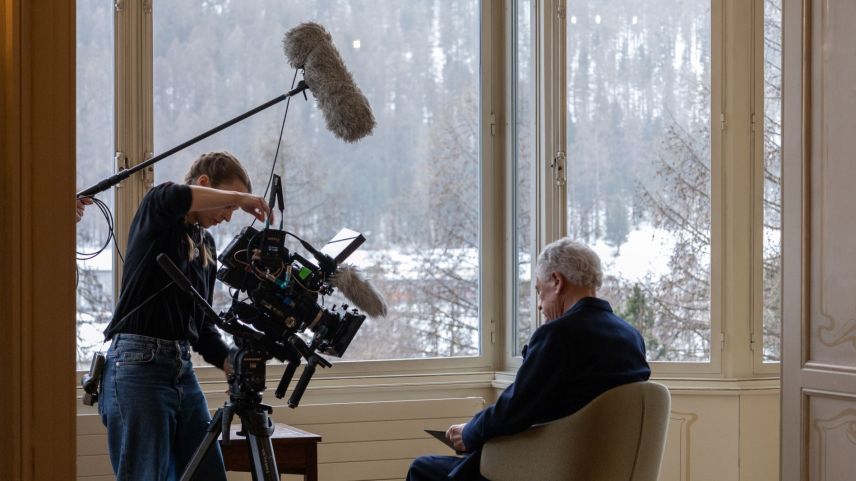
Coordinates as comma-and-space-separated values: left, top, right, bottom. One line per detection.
252, 67, 301, 231
75, 195, 126, 288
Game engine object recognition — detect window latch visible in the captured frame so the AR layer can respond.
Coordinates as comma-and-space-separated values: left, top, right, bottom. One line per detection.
142, 151, 155, 190
552, 151, 567, 187
115, 151, 128, 169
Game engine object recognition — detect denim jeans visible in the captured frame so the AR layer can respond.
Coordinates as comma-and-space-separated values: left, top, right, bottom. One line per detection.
99, 333, 227, 481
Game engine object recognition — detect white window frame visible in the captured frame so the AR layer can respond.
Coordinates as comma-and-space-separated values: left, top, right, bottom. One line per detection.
505, 0, 783, 381
751, 0, 782, 375
79, 0, 782, 394
83, 0, 502, 389
506, 0, 727, 376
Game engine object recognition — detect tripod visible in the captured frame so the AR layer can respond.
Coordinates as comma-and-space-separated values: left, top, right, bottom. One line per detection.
181, 346, 280, 481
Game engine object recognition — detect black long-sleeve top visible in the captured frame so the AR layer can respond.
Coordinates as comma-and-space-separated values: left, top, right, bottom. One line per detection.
103, 182, 230, 369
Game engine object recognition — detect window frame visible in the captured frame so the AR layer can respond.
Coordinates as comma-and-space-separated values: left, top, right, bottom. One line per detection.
82, 0, 500, 382
507, 0, 726, 376
78, 0, 782, 387
751, 0, 782, 375
505, 0, 541, 371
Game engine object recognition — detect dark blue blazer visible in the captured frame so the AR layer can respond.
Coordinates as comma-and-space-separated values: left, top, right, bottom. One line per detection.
451, 297, 651, 480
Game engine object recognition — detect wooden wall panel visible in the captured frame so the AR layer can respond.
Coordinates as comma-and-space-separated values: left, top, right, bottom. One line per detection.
1, 0, 78, 480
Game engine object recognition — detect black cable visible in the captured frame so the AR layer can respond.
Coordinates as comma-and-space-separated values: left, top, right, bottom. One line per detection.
76, 196, 113, 260
251, 68, 301, 230
76, 195, 125, 288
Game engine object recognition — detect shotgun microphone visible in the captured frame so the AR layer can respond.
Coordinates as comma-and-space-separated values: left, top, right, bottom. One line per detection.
283, 22, 376, 143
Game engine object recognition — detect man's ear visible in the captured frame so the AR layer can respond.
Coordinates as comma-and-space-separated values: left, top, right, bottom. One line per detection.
551, 271, 565, 292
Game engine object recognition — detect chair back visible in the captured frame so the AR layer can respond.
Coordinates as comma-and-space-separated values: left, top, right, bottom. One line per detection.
480, 381, 671, 481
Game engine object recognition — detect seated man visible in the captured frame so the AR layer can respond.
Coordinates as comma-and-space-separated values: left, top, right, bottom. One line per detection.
407, 238, 651, 481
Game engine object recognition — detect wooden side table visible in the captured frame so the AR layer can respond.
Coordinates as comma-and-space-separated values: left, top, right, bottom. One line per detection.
220, 422, 322, 480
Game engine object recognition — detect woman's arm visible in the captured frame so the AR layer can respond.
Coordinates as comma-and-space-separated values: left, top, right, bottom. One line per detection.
188, 185, 271, 222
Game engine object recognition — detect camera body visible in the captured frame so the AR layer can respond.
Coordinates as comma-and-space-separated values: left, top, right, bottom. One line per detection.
217, 226, 366, 358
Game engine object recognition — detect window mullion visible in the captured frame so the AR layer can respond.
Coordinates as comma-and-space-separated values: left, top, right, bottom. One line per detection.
752, 0, 782, 374
719, 0, 756, 378
113, 0, 153, 292
539, 0, 567, 248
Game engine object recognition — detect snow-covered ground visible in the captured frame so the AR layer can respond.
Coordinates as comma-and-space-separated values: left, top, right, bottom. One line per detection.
75, 223, 697, 367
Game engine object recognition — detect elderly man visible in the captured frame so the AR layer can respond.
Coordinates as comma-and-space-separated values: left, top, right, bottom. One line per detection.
407, 238, 651, 481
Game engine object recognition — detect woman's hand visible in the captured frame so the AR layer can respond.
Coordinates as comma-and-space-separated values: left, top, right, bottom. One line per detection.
188, 184, 275, 227
446, 423, 468, 452
236, 192, 273, 223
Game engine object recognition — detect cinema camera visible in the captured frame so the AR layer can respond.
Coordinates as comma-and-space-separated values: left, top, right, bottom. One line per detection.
218, 224, 367, 356
218, 218, 383, 396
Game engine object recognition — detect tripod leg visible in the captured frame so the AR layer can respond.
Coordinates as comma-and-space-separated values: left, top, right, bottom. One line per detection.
246, 432, 280, 481
180, 408, 228, 481
237, 404, 279, 481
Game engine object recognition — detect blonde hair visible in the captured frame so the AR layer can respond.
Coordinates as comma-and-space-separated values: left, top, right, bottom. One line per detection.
184, 151, 252, 267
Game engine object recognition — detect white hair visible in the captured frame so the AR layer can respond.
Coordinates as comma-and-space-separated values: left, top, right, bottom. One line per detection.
535, 238, 603, 290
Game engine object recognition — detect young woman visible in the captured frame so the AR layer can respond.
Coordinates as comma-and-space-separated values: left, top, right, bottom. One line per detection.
99, 152, 271, 480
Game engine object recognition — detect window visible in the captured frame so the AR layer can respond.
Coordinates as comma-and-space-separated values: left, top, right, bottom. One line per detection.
761, 0, 782, 362
151, 1, 482, 361
566, 0, 712, 361
512, 0, 537, 356
75, 0, 115, 370
76, 1, 779, 378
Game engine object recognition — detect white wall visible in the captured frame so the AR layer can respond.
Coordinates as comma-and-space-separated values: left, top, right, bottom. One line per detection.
76, 378, 779, 481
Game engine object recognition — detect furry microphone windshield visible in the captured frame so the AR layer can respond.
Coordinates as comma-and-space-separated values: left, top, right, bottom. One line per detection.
329, 263, 388, 318
283, 22, 376, 143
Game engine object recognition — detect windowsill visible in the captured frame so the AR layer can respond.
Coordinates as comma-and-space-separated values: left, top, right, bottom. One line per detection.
76, 358, 498, 415
76, 362, 780, 417
492, 370, 780, 392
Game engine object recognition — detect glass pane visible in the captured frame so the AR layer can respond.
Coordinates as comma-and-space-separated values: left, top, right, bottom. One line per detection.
566, 1, 712, 361
762, 0, 782, 362
514, 0, 537, 356
153, 1, 481, 361
76, 0, 115, 370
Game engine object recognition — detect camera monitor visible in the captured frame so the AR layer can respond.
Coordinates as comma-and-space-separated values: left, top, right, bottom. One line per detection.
320, 227, 365, 264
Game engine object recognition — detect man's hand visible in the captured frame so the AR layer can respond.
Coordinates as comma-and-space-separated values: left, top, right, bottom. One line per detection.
446, 423, 467, 452
76, 197, 93, 223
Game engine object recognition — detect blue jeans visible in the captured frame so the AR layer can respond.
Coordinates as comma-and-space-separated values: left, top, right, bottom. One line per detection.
99, 334, 227, 481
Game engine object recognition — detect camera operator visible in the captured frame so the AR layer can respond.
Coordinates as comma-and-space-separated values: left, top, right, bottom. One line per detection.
98, 151, 271, 481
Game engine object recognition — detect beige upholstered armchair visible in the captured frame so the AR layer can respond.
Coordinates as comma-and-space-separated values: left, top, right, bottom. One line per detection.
480, 381, 671, 481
